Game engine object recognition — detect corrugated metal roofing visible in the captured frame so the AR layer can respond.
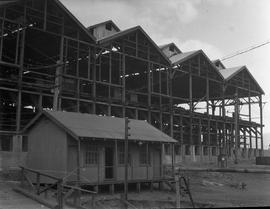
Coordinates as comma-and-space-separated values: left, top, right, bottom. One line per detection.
219, 66, 264, 94
37, 111, 177, 143
169, 50, 199, 65
219, 66, 243, 80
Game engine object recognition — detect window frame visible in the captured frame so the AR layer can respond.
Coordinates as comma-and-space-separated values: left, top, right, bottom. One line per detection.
84, 145, 99, 167
139, 144, 151, 166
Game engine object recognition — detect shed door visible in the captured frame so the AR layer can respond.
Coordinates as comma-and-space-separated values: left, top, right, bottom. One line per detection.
153, 148, 161, 178
105, 147, 114, 179
68, 145, 77, 172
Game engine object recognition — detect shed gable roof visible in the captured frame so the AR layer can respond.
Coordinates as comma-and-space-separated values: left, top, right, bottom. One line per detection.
24, 111, 177, 143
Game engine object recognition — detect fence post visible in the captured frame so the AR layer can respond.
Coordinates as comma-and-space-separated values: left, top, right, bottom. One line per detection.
175, 174, 180, 208
21, 167, 25, 188
57, 180, 63, 209
92, 193, 96, 208
36, 173, 40, 194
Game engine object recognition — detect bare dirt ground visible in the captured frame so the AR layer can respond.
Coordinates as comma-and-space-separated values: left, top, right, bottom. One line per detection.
1, 160, 270, 208
0, 181, 47, 209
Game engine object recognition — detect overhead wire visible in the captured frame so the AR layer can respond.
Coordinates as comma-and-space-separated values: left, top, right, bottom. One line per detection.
221, 39, 270, 61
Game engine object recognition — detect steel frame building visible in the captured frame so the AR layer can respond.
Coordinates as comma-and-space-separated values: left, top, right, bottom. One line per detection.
0, 0, 264, 169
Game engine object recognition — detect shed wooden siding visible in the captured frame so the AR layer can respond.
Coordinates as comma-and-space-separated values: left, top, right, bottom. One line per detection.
27, 118, 68, 179
66, 141, 162, 183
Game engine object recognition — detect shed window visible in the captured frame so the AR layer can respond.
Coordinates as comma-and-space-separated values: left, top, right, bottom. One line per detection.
118, 144, 131, 165
139, 144, 150, 165
195, 146, 200, 156
22, 136, 28, 152
85, 146, 98, 165
0, 135, 12, 151
203, 146, 208, 156
212, 147, 217, 156
164, 144, 171, 155
185, 145, 191, 155
175, 145, 181, 155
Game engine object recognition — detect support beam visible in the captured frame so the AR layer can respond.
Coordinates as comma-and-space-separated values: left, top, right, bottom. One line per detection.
259, 95, 264, 156
206, 77, 210, 155
16, 22, 26, 133
189, 61, 193, 145
234, 89, 239, 164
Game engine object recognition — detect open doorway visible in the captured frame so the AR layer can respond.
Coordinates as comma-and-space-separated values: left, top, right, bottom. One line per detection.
105, 147, 114, 179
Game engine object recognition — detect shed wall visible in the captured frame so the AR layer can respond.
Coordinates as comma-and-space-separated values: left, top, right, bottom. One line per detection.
26, 118, 68, 179
73, 141, 162, 184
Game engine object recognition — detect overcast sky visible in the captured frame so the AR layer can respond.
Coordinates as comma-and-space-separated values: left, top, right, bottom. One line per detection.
60, 0, 270, 148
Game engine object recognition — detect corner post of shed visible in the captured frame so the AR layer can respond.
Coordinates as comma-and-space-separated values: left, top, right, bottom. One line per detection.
77, 137, 81, 183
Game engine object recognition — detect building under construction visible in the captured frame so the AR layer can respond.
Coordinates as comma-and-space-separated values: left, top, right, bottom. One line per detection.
0, 0, 265, 169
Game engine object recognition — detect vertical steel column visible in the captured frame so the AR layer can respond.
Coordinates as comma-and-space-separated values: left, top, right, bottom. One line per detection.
92, 47, 97, 114
206, 77, 210, 157
234, 89, 239, 164
198, 119, 202, 160
124, 117, 129, 200
171, 143, 175, 174
122, 55, 126, 117
248, 82, 252, 154
259, 95, 263, 156
77, 139, 81, 183
169, 67, 173, 138
222, 85, 226, 155
16, 9, 26, 132
43, 0, 47, 31
255, 127, 258, 156
189, 61, 193, 146
76, 39, 80, 112
53, 35, 64, 111
0, 10, 5, 60
147, 61, 151, 123
114, 140, 118, 180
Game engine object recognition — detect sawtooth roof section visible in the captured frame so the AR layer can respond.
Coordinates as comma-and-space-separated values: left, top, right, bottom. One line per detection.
159, 42, 182, 54
24, 110, 177, 143
88, 20, 121, 32
169, 50, 199, 65
97, 26, 171, 66
53, 0, 96, 43
219, 66, 264, 94
212, 59, 226, 69
219, 66, 242, 80
170, 50, 224, 80
2, 0, 96, 42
